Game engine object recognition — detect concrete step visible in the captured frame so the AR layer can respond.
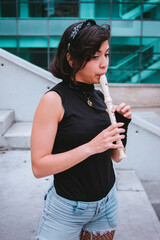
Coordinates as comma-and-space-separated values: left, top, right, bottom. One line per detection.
142, 180, 160, 221
4, 122, 32, 149
114, 169, 160, 240
0, 110, 15, 146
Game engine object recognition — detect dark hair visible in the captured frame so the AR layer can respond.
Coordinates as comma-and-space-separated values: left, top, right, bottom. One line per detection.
50, 19, 110, 82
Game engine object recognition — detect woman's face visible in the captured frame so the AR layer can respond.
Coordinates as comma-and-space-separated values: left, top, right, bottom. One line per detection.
75, 40, 109, 84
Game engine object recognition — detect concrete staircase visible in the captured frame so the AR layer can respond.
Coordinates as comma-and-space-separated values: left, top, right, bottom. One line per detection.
0, 110, 32, 149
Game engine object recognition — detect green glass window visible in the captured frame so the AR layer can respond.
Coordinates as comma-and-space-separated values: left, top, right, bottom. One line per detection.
3, 48, 17, 55
49, 0, 79, 18
111, 37, 141, 52
110, 37, 141, 71
17, 0, 79, 19
109, 69, 139, 83
142, 38, 160, 53
18, 48, 30, 62
95, 2, 110, 19
0, 0, 160, 84
19, 36, 48, 48
18, 36, 48, 69
19, 48, 48, 69
141, 53, 160, 70
0, 37, 17, 48
49, 36, 60, 48
80, 0, 95, 19
141, 38, 160, 80
112, 2, 142, 20
140, 70, 160, 83
28, 0, 47, 18
1, 0, 17, 18
143, 3, 160, 20
111, 53, 140, 70
111, 0, 142, 2
50, 48, 57, 63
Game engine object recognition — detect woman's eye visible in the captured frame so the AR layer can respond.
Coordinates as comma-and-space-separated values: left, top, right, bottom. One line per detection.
92, 55, 99, 59
105, 53, 110, 57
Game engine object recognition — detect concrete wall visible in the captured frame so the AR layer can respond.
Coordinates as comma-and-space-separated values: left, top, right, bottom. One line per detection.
0, 48, 60, 121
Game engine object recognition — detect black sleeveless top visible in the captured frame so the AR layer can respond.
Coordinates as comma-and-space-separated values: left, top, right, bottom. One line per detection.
49, 81, 115, 201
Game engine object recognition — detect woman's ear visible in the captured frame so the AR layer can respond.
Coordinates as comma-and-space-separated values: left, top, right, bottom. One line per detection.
66, 53, 74, 68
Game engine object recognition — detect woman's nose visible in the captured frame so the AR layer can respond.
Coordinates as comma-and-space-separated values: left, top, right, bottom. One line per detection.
100, 56, 109, 69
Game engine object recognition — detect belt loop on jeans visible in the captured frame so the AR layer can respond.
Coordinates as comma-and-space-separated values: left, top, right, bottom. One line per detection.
74, 202, 88, 215
96, 200, 103, 215
77, 202, 88, 211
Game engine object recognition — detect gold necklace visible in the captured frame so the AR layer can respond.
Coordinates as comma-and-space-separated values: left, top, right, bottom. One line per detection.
69, 82, 93, 107
83, 91, 93, 107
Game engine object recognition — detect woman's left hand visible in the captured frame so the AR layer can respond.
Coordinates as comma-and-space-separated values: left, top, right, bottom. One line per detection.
112, 103, 132, 119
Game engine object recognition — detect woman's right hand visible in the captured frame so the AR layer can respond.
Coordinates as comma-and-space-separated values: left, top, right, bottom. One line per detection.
87, 122, 125, 155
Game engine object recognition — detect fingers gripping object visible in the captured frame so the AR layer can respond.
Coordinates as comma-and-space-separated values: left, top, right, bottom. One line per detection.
100, 75, 126, 160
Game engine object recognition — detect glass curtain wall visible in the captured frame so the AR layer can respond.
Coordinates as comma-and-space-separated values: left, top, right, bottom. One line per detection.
0, 0, 160, 83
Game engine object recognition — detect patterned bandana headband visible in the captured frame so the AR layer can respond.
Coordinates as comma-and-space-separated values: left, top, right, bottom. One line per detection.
67, 19, 96, 51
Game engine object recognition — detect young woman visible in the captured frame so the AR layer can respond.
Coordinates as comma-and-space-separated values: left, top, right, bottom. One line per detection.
31, 19, 132, 240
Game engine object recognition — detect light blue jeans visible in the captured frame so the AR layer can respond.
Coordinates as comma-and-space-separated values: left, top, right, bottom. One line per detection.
34, 183, 118, 240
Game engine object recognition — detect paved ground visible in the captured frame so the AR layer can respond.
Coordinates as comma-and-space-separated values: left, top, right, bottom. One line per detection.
97, 84, 160, 109
0, 150, 160, 240
118, 87, 160, 108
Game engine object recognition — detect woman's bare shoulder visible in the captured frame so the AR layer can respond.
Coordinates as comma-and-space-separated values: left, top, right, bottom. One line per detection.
42, 90, 62, 103
34, 90, 64, 122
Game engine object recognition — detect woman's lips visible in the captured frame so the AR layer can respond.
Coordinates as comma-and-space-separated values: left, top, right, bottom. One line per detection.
96, 74, 105, 78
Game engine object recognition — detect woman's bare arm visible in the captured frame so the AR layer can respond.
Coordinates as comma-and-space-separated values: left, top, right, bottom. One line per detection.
31, 91, 91, 178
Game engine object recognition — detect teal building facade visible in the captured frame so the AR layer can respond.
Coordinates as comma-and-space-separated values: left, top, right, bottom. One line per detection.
0, 0, 160, 83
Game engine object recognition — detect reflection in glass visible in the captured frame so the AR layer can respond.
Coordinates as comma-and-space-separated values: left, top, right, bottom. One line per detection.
142, 38, 160, 53
142, 53, 160, 70
109, 69, 139, 83
140, 70, 160, 83
111, 37, 141, 53
143, 3, 160, 20
111, 53, 140, 70
117, 2, 142, 20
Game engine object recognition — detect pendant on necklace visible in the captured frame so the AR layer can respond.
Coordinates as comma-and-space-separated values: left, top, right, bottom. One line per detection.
87, 99, 93, 107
